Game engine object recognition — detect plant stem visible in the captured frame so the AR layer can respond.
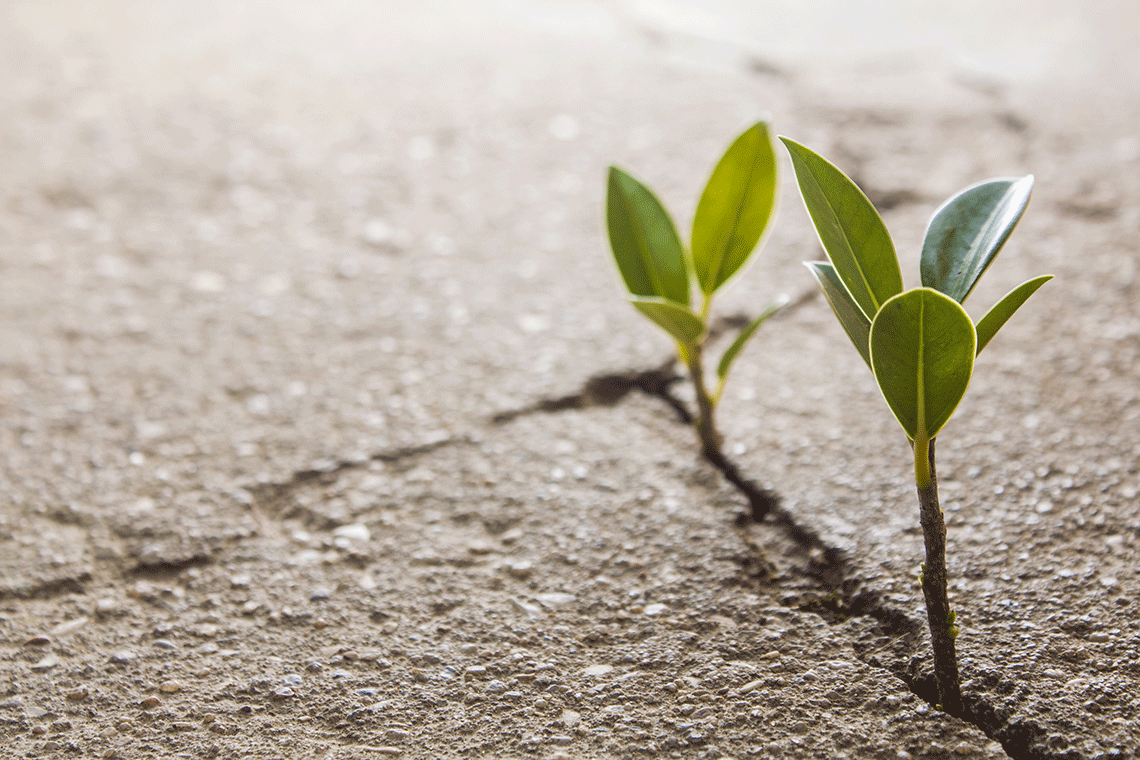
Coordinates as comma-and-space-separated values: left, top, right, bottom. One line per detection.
682, 344, 778, 522
685, 344, 721, 459
915, 437, 963, 717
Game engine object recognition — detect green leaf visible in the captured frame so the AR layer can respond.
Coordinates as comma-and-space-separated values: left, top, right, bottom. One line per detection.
921, 176, 1034, 303
606, 166, 690, 306
780, 137, 903, 320
629, 296, 705, 347
716, 293, 789, 381
805, 261, 872, 369
975, 275, 1052, 355
691, 122, 778, 295
869, 288, 976, 442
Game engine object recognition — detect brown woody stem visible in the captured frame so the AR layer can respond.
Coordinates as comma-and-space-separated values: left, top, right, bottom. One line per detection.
916, 437, 963, 716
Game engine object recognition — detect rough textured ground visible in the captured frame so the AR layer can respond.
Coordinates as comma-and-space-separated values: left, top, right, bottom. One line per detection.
1, 1, 1139, 758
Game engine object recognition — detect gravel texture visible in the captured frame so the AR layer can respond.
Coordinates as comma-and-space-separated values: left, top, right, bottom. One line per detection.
1, 1, 1139, 758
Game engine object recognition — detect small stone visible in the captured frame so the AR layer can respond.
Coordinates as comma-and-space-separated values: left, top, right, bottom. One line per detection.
561, 709, 580, 728
505, 560, 533, 579
535, 592, 575, 609
31, 654, 59, 671
551, 735, 574, 746
229, 574, 251, 588
583, 664, 613, 677
272, 688, 294, 699
333, 523, 371, 543
196, 624, 218, 638
94, 598, 119, 616
153, 640, 177, 650
485, 680, 508, 694
385, 729, 410, 742
25, 636, 52, 647
310, 587, 332, 602
643, 603, 667, 616
140, 697, 162, 710
65, 687, 88, 701
282, 674, 303, 685
159, 681, 182, 694
509, 598, 543, 616
467, 538, 493, 554
50, 617, 89, 637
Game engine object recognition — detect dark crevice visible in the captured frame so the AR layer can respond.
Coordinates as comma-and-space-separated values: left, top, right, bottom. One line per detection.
0, 573, 91, 600
492, 357, 690, 425
130, 553, 212, 577
249, 437, 461, 515
774, 535, 1079, 760
490, 294, 1079, 757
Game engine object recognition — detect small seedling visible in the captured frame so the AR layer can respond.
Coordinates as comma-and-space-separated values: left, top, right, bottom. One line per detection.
606, 122, 787, 520
781, 136, 1051, 716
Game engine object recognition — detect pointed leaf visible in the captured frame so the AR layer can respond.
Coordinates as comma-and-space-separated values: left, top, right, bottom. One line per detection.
975, 274, 1052, 355
780, 137, 903, 320
606, 166, 689, 305
869, 288, 976, 442
805, 261, 872, 369
692, 122, 778, 295
921, 175, 1034, 303
629, 297, 705, 347
716, 293, 789, 381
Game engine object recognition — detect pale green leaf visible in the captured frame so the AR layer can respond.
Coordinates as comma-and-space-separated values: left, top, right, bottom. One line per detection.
869, 288, 976, 441
805, 261, 872, 369
975, 275, 1052, 354
716, 294, 789, 381
629, 296, 705, 347
691, 122, 778, 295
606, 166, 689, 305
921, 176, 1034, 303
780, 137, 903, 320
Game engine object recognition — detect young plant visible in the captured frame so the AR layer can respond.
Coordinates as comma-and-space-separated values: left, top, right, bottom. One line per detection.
606, 122, 788, 520
781, 137, 1051, 716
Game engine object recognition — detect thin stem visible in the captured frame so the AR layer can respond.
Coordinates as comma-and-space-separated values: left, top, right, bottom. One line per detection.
684, 343, 721, 458
916, 437, 963, 717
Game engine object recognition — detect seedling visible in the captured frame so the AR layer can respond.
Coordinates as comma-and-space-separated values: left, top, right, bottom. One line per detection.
781, 137, 1051, 716
605, 122, 787, 520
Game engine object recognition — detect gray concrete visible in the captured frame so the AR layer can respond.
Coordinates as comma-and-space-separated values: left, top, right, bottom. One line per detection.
1, 1, 1138, 758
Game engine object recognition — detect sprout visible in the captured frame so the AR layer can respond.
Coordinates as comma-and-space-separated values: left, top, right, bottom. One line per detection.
606, 122, 786, 520
782, 136, 1051, 716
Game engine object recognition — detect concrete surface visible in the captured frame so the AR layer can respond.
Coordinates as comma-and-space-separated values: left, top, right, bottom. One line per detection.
1, 1, 1139, 758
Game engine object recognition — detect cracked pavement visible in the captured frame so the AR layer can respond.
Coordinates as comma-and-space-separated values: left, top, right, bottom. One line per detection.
2, 1, 1140, 758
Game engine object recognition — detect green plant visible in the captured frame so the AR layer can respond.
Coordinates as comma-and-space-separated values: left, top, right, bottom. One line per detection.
605, 122, 787, 520
781, 136, 1051, 716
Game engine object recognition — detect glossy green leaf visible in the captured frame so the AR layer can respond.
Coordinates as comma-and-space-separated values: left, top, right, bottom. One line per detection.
692, 122, 778, 295
805, 261, 872, 369
606, 166, 689, 306
921, 176, 1034, 303
780, 137, 903, 320
975, 275, 1052, 355
629, 297, 705, 347
716, 293, 789, 381
869, 289, 976, 442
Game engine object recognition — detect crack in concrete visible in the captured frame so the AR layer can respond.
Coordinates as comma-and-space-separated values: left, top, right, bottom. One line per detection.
489, 299, 1081, 757
0, 572, 91, 601
247, 436, 462, 517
